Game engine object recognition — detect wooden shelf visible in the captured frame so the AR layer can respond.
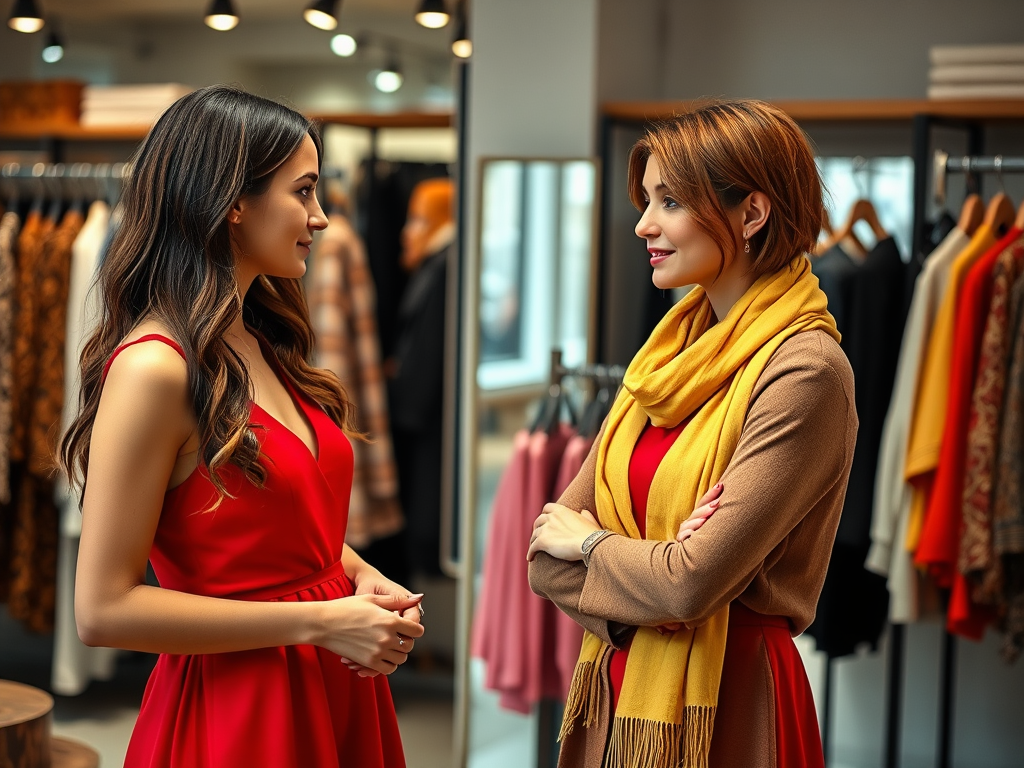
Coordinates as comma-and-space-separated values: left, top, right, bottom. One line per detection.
311, 112, 452, 128
0, 112, 453, 142
602, 99, 1024, 123
0, 122, 150, 141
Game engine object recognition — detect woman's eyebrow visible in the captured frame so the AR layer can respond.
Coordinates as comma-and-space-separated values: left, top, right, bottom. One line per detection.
293, 172, 319, 183
641, 183, 668, 194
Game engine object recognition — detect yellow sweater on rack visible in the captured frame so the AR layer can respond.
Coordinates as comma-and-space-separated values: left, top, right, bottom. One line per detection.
903, 222, 995, 552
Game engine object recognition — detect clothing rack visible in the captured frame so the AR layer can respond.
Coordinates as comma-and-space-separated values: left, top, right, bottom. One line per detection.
547, 348, 626, 388
880, 149, 1024, 768
535, 349, 624, 768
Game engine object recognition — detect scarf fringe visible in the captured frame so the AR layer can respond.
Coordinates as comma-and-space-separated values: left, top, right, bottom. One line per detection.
559, 651, 606, 740
604, 707, 716, 768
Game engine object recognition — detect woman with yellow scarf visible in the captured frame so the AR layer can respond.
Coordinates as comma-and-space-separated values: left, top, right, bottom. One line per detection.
528, 100, 858, 768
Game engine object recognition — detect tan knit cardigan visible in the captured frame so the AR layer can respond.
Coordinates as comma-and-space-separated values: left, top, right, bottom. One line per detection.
529, 329, 858, 768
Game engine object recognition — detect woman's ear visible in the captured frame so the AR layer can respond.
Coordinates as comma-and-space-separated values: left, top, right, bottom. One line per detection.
742, 191, 771, 240
227, 198, 245, 225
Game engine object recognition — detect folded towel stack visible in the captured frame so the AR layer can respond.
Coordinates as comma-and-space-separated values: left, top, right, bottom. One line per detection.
928, 45, 1024, 100
80, 83, 193, 127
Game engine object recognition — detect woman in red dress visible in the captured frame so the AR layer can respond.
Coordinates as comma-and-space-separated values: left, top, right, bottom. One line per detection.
60, 85, 423, 768
528, 101, 858, 767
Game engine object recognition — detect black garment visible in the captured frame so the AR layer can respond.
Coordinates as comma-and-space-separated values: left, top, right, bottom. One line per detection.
840, 236, 906, 547
388, 247, 448, 576
808, 237, 905, 658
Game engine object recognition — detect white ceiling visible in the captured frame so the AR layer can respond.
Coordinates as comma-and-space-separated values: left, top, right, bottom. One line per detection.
35, 0, 455, 58
40, 0, 422, 21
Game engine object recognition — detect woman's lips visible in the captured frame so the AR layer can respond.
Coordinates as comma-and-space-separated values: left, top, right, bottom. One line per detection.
648, 248, 673, 266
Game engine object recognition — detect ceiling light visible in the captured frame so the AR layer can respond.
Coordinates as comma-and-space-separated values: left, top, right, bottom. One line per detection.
304, 0, 339, 31
41, 28, 63, 62
451, 0, 470, 58
374, 59, 403, 93
414, 0, 449, 29
330, 33, 357, 57
204, 0, 238, 31
8, 0, 44, 33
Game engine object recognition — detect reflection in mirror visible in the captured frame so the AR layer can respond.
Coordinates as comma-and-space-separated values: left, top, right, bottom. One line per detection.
460, 158, 598, 767
477, 160, 596, 390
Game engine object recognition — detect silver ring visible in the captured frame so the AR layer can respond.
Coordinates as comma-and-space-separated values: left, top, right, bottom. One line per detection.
398, 636, 406, 647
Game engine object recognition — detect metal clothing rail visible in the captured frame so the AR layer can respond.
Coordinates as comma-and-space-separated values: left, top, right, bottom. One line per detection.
535, 348, 624, 768
547, 348, 625, 388
0, 161, 128, 179
0, 162, 347, 180
932, 151, 1024, 206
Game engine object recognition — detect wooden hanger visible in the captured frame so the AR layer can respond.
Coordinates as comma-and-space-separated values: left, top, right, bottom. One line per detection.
958, 194, 984, 236
982, 192, 1016, 237
817, 199, 886, 258
813, 212, 835, 256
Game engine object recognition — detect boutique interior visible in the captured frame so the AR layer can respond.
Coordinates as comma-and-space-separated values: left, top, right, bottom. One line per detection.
2, 1, 1024, 767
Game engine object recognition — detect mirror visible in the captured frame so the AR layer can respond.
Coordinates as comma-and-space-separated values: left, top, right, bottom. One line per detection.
455, 157, 599, 767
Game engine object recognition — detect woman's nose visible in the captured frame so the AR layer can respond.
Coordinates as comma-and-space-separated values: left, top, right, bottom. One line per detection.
635, 209, 657, 239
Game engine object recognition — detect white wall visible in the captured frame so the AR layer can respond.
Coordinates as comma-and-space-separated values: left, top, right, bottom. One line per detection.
658, 0, 1024, 100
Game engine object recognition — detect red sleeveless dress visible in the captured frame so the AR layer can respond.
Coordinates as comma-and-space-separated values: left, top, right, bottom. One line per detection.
102, 334, 405, 768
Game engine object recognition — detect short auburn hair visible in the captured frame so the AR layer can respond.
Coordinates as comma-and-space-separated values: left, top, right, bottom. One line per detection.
627, 99, 826, 278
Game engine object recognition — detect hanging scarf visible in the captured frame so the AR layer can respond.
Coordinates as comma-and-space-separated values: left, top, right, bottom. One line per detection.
561, 256, 839, 768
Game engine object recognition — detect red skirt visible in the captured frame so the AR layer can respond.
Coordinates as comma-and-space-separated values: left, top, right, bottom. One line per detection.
610, 603, 824, 768
124, 563, 405, 768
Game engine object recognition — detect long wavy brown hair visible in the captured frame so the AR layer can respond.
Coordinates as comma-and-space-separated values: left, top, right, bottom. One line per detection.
60, 84, 356, 508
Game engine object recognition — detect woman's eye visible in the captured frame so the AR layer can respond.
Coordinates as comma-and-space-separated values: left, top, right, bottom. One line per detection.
299, 185, 315, 198
663, 197, 679, 209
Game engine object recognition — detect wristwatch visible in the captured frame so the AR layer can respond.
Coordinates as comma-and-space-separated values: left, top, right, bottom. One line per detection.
581, 529, 613, 568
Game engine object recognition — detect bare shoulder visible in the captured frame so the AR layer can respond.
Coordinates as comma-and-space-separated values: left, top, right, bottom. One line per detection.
100, 322, 191, 444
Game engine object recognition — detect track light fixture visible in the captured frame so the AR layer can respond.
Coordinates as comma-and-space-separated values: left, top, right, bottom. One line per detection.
374, 56, 403, 93
204, 0, 239, 31
8, 0, 45, 33
41, 26, 63, 62
330, 33, 357, 57
451, 0, 470, 58
304, 0, 339, 31
414, 0, 449, 29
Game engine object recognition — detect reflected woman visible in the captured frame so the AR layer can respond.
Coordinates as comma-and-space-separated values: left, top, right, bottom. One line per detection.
61, 85, 423, 768
528, 100, 857, 768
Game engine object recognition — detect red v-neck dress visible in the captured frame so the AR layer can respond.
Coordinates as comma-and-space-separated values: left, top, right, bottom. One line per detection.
101, 334, 405, 768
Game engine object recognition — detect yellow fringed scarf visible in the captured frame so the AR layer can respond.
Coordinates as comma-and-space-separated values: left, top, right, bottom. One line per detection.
561, 256, 839, 768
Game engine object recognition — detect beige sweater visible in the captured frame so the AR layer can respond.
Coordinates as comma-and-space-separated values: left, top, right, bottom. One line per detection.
529, 330, 858, 768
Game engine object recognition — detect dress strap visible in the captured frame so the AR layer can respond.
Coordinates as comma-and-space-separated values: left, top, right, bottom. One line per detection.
102, 334, 186, 382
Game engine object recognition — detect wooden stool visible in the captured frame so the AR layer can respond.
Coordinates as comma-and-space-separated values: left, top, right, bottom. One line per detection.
0, 680, 99, 768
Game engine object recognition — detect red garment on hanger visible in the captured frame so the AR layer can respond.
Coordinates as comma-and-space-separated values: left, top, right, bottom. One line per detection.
471, 430, 530, 699
551, 433, 594, 698
472, 425, 573, 713
104, 335, 404, 768
916, 228, 1020, 638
